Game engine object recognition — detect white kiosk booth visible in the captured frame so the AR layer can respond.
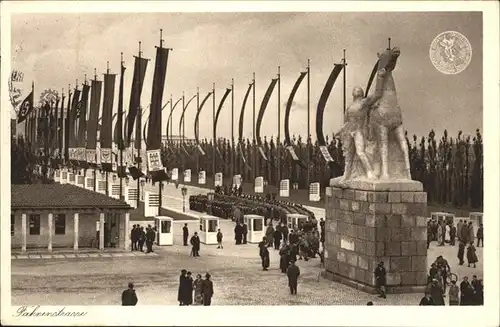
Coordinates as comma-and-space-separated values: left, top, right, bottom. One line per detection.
54, 169, 61, 183
199, 215, 219, 245
60, 170, 68, 184
243, 214, 265, 243
68, 172, 76, 185
154, 216, 174, 246
287, 213, 309, 231
469, 212, 483, 225
430, 212, 455, 225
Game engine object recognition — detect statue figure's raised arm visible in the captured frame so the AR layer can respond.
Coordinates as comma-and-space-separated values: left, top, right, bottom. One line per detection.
364, 68, 386, 107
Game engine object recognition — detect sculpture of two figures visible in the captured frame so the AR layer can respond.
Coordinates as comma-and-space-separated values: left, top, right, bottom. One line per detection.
336, 46, 412, 186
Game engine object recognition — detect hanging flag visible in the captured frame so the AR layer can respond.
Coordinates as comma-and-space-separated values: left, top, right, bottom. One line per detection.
68, 88, 81, 163
86, 79, 102, 166
213, 88, 232, 157
57, 94, 65, 161
127, 56, 149, 147
17, 90, 34, 124
101, 73, 116, 172
64, 91, 72, 163
116, 62, 127, 177
146, 46, 170, 182
255, 78, 278, 160
77, 83, 90, 165
193, 92, 212, 154
316, 63, 344, 162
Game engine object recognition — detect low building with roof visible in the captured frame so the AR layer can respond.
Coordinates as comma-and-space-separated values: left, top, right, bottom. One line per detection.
11, 184, 132, 252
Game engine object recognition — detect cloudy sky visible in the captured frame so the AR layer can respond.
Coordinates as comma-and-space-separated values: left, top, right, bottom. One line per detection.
11, 11, 482, 141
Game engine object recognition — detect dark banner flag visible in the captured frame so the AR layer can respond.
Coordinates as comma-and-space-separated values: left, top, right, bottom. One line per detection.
213, 88, 232, 159
116, 62, 127, 177
101, 73, 116, 172
76, 83, 90, 165
86, 79, 102, 166
127, 56, 148, 147
316, 63, 343, 162
58, 94, 65, 160
64, 91, 72, 163
256, 78, 278, 148
17, 90, 34, 124
68, 88, 81, 163
146, 46, 170, 182
194, 92, 212, 154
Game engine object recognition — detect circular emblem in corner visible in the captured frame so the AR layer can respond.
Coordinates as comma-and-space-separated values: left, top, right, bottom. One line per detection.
429, 31, 472, 75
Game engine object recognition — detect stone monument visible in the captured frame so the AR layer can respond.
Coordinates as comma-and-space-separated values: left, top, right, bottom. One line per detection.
323, 46, 428, 293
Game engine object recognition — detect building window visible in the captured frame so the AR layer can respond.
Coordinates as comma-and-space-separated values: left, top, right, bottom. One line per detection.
161, 220, 171, 234
11, 215, 15, 236
55, 214, 66, 235
29, 214, 41, 235
253, 218, 263, 232
208, 220, 217, 233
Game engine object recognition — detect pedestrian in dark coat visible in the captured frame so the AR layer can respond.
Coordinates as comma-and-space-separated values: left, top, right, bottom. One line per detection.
259, 237, 270, 271
145, 225, 155, 253
287, 261, 300, 295
178, 270, 188, 306
457, 241, 465, 265
374, 261, 387, 299
476, 224, 483, 247
184, 272, 194, 305
201, 273, 214, 306
121, 282, 138, 306
467, 243, 478, 268
242, 223, 248, 244
460, 277, 474, 305
448, 280, 460, 305
273, 229, 282, 250
190, 232, 201, 257
138, 226, 146, 252
131, 225, 138, 251
429, 279, 445, 305
279, 243, 290, 273
217, 229, 223, 249
234, 223, 243, 244
183, 223, 189, 246
449, 224, 457, 246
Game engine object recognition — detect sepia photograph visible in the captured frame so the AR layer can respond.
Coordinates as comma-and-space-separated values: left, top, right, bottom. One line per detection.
1, 1, 499, 326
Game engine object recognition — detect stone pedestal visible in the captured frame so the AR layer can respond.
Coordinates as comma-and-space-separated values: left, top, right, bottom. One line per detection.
323, 178, 428, 294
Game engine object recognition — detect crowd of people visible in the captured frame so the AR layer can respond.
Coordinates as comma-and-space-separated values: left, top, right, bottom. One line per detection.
419, 216, 483, 306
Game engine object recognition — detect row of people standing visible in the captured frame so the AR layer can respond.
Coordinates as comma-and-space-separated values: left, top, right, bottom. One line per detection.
130, 224, 156, 253
178, 270, 214, 306
420, 275, 483, 306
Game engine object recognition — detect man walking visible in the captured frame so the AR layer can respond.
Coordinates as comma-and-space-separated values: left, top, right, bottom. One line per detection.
121, 282, 138, 306
190, 232, 201, 257
259, 237, 270, 271
476, 223, 483, 247
183, 223, 189, 246
201, 273, 214, 306
242, 222, 248, 244
138, 226, 146, 252
287, 261, 300, 295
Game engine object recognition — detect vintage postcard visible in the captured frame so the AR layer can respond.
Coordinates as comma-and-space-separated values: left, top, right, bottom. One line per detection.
1, 1, 499, 326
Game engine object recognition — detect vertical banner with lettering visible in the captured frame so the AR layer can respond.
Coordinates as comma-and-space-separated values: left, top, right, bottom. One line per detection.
146, 46, 170, 182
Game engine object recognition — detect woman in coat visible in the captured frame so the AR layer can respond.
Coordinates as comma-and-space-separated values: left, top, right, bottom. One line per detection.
467, 243, 478, 268
184, 272, 194, 305
193, 274, 204, 305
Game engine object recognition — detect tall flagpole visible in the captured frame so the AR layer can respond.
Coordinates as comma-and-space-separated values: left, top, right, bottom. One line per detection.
137, 41, 142, 208
119, 52, 124, 201
105, 62, 110, 196
277, 66, 281, 185
182, 91, 185, 173
196, 87, 200, 174
93, 69, 98, 192
231, 78, 234, 181
158, 29, 164, 216
306, 59, 311, 187
342, 49, 347, 120
212, 83, 216, 178
252, 72, 256, 181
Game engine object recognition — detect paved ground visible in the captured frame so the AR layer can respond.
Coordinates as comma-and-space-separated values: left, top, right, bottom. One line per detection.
10, 182, 483, 305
